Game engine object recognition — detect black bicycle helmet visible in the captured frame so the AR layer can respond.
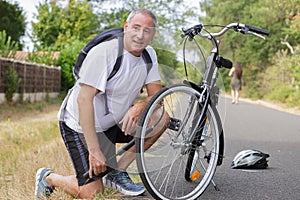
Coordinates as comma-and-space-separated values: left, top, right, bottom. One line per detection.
231, 149, 270, 169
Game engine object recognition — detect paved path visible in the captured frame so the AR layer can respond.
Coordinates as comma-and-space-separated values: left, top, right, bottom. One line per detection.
199, 97, 300, 200
125, 96, 300, 200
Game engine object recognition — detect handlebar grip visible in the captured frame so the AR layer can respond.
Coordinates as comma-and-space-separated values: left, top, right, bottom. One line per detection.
246, 25, 270, 36
216, 56, 232, 69
221, 57, 233, 69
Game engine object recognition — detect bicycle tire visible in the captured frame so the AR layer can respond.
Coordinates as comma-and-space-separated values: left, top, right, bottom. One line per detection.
136, 84, 220, 200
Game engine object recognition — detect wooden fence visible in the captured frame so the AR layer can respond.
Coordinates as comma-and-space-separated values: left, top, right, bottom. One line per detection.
0, 57, 61, 103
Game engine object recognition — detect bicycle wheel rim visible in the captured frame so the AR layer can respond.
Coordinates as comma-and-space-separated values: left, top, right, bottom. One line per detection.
136, 85, 220, 200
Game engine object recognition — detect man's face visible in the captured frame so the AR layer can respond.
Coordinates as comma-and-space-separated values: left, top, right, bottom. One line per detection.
124, 13, 156, 56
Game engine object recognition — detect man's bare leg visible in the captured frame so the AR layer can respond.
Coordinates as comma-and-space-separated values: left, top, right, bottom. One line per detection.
118, 109, 169, 170
45, 173, 103, 199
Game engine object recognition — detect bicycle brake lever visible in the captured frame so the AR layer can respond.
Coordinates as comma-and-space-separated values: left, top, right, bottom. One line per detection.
182, 28, 196, 41
179, 36, 186, 45
235, 24, 267, 40
249, 31, 266, 40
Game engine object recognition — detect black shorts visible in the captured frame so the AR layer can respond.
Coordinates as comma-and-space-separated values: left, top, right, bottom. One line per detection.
59, 121, 133, 186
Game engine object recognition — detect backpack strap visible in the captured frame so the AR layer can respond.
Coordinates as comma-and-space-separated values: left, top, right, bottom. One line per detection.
141, 48, 153, 73
107, 35, 124, 81
139, 49, 153, 93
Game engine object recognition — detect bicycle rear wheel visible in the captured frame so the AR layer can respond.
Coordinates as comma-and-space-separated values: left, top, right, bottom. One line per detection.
136, 84, 220, 200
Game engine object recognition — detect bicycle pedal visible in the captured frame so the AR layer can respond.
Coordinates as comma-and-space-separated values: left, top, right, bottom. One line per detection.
168, 117, 181, 131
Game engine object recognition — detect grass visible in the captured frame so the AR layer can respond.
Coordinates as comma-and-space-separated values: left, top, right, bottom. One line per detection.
0, 100, 145, 199
0, 101, 72, 199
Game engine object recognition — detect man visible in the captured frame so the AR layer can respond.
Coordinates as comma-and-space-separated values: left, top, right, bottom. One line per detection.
35, 8, 162, 199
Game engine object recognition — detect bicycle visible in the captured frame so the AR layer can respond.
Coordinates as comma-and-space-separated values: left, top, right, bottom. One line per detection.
134, 22, 269, 200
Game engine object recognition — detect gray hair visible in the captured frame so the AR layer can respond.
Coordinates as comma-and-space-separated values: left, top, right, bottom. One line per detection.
126, 8, 157, 27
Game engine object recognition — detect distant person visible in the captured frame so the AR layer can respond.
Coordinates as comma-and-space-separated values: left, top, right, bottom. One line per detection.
34, 8, 165, 199
229, 62, 243, 104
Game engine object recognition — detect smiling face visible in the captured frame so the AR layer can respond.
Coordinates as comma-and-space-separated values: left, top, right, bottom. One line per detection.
123, 12, 156, 57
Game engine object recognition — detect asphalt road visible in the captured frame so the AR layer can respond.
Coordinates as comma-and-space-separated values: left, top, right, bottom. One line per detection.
200, 97, 300, 200
133, 96, 300, 200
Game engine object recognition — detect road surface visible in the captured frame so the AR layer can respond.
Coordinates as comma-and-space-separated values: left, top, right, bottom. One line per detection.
200, 97, 300, 200
130, 97, 300, 200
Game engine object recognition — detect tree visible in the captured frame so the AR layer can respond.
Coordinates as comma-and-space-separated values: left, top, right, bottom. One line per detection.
199, 0, 300, 100
261, 0, 300, 107
199, 0, 273, 66
0, 30, 18, 57
31, 0, 100, 51
0, 0, 26, 49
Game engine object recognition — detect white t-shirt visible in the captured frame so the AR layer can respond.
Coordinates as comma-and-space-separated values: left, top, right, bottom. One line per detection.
58, 38, 160, 132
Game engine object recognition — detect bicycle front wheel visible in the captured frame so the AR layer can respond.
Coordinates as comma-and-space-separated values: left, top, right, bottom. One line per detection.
136, 84, 220, 200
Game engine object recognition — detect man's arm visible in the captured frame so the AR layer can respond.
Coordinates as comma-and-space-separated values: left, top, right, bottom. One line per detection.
77, 83, 107, 177
121, 80, 162, 135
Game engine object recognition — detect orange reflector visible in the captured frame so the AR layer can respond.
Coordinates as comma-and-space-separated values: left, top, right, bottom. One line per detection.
191, 170, 200, 181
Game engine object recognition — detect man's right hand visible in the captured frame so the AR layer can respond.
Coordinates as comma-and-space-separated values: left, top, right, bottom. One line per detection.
88, 149, 107, 178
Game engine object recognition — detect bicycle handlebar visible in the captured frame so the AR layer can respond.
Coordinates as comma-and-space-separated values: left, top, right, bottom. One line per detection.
182, 22, 270, 40
245, 24, 270, 36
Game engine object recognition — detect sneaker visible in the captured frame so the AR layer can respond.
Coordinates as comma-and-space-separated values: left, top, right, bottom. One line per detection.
34, 168, 54, 199
105, 170, 145, 196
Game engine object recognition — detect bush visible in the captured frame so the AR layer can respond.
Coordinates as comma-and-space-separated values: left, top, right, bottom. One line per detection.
26, 50, 58, 66
0, 30, 18, 57
55, 39, 85, 91
286, 88, 300, 108
5, 66, 21, 102
262, 50, 300, 108
265, 84, 293, 102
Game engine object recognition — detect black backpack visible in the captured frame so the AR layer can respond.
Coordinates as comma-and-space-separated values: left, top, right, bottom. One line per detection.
73, 27, 153, 81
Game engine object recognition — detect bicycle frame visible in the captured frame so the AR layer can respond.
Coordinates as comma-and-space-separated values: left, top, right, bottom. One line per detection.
180, 22, 269, 166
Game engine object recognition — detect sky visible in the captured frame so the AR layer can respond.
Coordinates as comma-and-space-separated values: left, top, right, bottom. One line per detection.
8, 0, 42, 51
8, 0, 200, 51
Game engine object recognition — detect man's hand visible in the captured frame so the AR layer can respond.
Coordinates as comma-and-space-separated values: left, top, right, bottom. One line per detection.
121, 81, 162, 135
88, 149, 107, 178
121, 102, 146, 135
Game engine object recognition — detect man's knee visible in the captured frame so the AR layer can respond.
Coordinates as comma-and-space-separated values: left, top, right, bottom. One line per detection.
153, 108, 170, 130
